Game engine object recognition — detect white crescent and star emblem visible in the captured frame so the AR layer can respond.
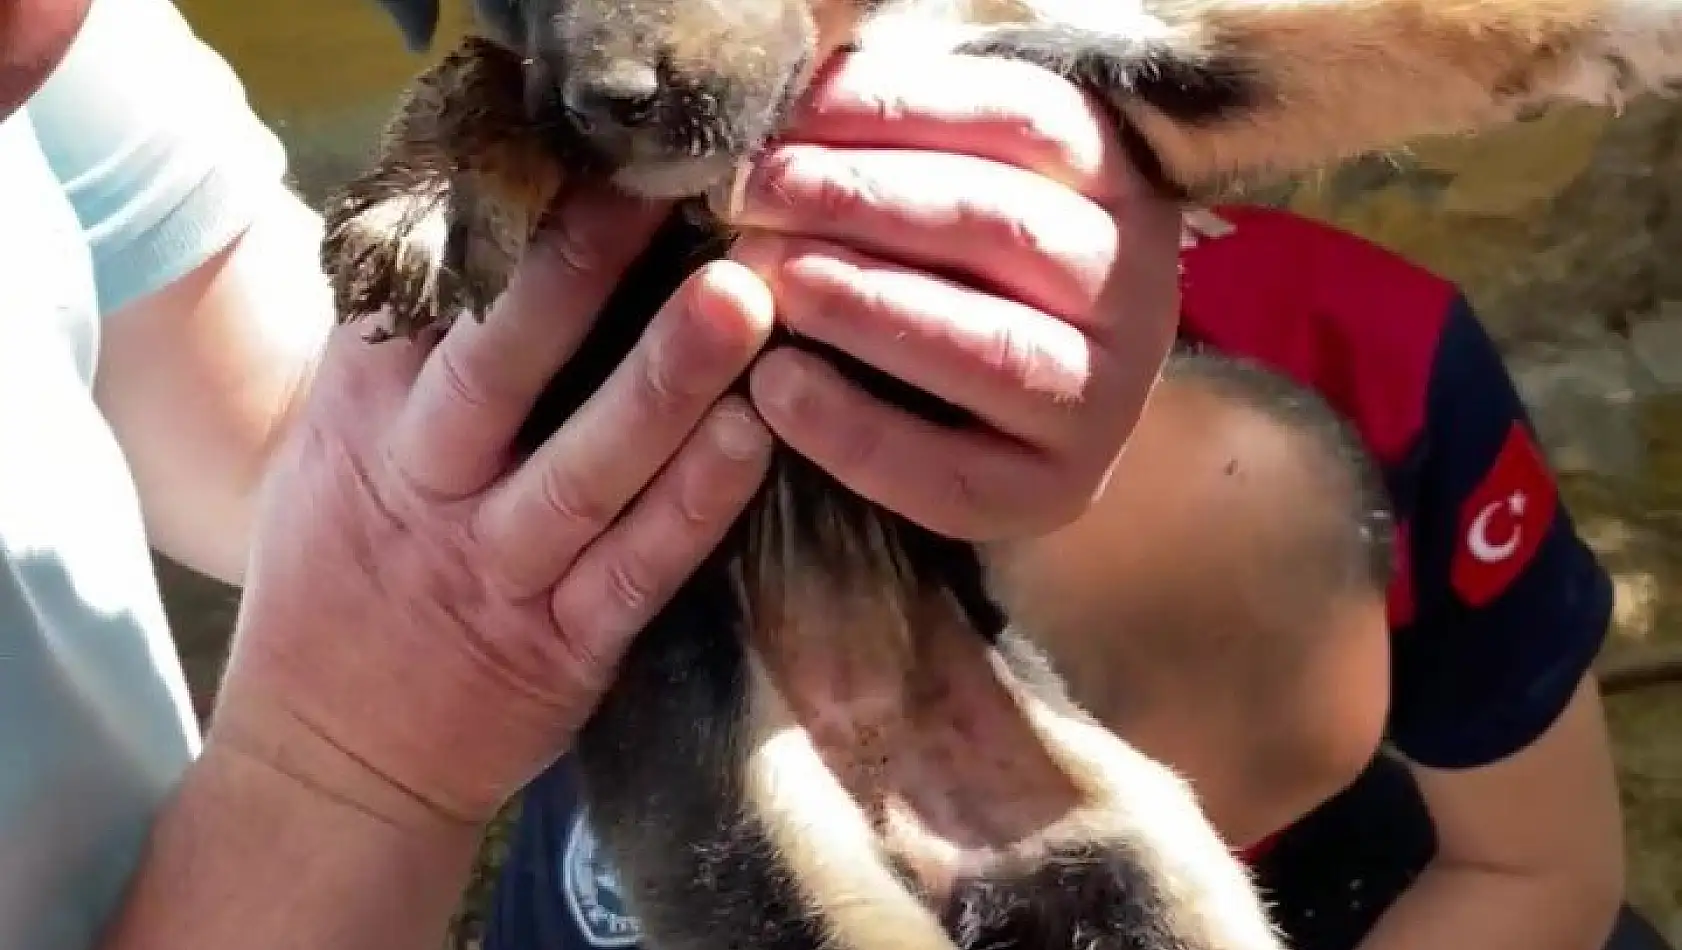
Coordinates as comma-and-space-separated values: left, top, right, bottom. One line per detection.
1466, 490, 1527, 563
1450, 422, 1558, 608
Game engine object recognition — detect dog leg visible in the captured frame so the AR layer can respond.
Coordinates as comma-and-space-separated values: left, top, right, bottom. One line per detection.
320, 35, 562, 341
957, 0, 1682, 195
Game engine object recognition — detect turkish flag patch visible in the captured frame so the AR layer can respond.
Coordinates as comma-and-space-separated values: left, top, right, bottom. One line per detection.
1450, 422, 1558, 608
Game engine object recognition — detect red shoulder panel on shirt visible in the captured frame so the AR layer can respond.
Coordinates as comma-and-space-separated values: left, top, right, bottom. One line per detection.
1179, 206, 1455, 466
1449, 421, 1559, 608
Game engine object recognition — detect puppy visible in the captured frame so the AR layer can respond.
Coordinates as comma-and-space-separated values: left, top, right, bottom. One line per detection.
318, 1, 1682, 949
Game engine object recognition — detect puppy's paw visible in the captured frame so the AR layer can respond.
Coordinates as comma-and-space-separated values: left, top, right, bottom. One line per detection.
322, 183, 468, 342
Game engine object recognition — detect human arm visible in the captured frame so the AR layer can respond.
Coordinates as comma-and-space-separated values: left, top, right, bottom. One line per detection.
28, 0, 334, 586
1361, 679, 1623, 950
96, 745, 485, 950
91, 192, 330, 587
1363, 299, 1623, 950
96, 190, 778, 950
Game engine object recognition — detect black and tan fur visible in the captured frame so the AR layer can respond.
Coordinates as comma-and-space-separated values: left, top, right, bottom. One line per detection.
320, 1, 1682, 949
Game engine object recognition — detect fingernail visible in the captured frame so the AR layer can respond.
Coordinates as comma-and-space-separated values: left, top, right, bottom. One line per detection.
713, 405, 768, 461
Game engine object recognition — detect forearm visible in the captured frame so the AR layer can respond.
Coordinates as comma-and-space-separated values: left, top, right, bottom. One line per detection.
97, 745, 480, 950
100, 186, 334, 587
1356, 859, 1621, 950
1364, 678, 1626, 950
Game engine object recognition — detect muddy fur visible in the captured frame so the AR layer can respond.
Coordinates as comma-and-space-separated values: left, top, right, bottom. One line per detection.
321, 0, 1682, 948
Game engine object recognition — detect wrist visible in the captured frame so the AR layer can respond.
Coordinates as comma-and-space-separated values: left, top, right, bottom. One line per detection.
208, 602, 563, 826
206, 693, 493, 837
98, 733, 482, 949
195, 737, 486, 852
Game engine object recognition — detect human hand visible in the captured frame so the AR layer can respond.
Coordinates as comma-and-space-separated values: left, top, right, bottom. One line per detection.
208, 188, 776, 830
725, 50, 1184, 542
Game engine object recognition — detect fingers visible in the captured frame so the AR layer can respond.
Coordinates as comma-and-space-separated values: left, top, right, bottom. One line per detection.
474, 260, 776, 595
730, 145, 1117, 324
783, 51, 1139, 203
733, 236, 1102, 449
549, 396, 773, 665
386, 189, 671, 498
718, 48, 1185, 541
749, 348, 1085, 540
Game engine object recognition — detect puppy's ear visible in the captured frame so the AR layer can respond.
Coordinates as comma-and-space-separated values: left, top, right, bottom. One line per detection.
369, 0, 441, 52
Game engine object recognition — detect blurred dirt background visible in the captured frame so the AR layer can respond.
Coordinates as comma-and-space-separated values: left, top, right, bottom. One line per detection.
161, 0, 1682, 946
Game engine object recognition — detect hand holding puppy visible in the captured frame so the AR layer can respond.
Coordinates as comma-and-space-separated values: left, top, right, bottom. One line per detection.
729, 50, 1184, 542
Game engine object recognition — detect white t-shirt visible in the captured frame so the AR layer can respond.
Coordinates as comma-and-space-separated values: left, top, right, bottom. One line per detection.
0, 0, 289, 945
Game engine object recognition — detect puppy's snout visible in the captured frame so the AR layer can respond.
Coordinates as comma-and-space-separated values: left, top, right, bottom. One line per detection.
563, 61, 662, 131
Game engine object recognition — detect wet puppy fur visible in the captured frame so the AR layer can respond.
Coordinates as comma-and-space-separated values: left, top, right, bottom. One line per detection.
322, 1, 1682, 949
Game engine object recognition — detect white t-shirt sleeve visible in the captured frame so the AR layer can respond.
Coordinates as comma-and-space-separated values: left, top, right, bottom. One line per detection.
24, 0, 293, 317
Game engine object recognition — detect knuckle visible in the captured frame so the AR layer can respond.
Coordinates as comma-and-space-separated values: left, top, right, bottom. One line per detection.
966, 60, 1110, 193
959, 181, 1107, 294
1015, 188, 1114, 277
674, 488, 716, 533
786, 149, 881, 223
675, 457, 728, 529
933, 461, 998, 537
601, 550, 660, 619
637, 338, 696, 418
534, 214, 612, 280
971, 197, 1048, 269
933, 451, 1082, 540
1071, 196, 1123, 261
1006, 92, 1091, 181
536, 466, 617, 536
982, 318, 1045, 391
548, 587, 616, 670
855, 82, 905, 129
828, 413, 888, 482
434, 345, 493, 412
781, 258, 884, 336
977, 313, 1093, 407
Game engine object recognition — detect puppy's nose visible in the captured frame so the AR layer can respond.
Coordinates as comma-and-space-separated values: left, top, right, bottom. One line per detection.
563, 61, 661, 130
